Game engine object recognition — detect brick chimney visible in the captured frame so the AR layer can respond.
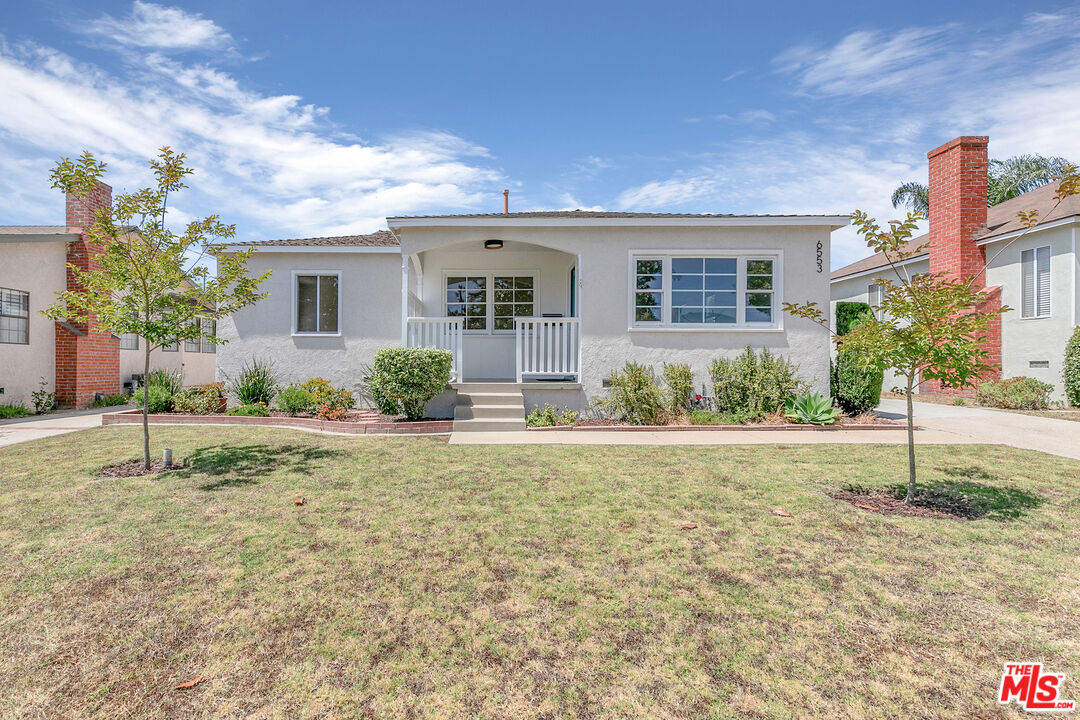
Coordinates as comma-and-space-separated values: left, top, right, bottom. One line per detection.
925, 135, 1001, 393
55, 180, 121, 408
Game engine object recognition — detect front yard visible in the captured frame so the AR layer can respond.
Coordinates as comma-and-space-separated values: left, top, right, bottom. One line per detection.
1, 428, 1078, 718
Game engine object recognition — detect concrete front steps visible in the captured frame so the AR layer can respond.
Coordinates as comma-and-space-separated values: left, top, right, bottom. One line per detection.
452, 382, 526, 432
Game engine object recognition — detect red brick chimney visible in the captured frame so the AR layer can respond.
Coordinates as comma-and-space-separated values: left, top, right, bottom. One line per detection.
55, 180, 121, 408
925, 135, 1001, 393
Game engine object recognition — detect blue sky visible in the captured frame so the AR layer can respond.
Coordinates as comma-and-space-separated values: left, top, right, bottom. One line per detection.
2, 1, 1080, 267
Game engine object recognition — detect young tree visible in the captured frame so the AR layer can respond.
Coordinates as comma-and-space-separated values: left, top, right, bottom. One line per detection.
789, 166, 1079, 502
46, 148, 270, 471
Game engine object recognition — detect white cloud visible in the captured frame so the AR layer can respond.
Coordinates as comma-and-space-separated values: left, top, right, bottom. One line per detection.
80, 1, 233, 52
0, 39, 502, 239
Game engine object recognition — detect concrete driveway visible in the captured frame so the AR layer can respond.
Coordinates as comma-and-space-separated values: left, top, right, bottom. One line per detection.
876, 398, 1080, 460
0, 407, 121, 449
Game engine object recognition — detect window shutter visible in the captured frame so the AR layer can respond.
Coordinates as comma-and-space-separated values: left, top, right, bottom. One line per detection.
1021, 249, 1034, 318
1036, 246, 1051, 317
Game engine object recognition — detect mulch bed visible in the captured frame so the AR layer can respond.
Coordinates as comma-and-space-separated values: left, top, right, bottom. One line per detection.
97, 459, 186, 478
829, 489, 965, 521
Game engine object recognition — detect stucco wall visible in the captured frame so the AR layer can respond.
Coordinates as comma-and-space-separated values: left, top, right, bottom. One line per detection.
216, 250, 403, 399
400, 224, 834, 400
985, 223, 1078, 401
0, 240, 66, 408
830, 258, 929, 394
119, 345, 217, 388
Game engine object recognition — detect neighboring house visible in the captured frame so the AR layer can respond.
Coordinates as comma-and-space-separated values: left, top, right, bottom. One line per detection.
832, 136, 1080, 401
219, 211, 847, 421
0, 183, 215, 409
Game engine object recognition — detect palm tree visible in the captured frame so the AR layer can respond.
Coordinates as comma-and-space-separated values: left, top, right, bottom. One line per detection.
890, 153, 1071, 217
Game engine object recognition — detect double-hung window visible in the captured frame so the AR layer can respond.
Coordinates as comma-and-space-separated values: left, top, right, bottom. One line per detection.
630, 254, 780, 328
1020, 246, 1051, 318
295, 273, 340, 334
0, 287, 30, 345
119, 313, 139, 350
446, 273, 536, 333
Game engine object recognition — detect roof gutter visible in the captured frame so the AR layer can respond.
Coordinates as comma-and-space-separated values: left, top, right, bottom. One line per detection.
220, 244, 400, 254
830, 253, 929, 283
387, 215, 850, 230
975, 216, 1080, 246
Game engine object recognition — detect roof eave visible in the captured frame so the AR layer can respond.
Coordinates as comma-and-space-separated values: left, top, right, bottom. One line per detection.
387, 215, 850, 230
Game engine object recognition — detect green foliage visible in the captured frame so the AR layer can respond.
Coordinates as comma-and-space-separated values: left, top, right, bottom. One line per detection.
225, 402, 270, 417
686, 409, 738, 425
835, 302, 873, 337
833, 350, 884, 415
709, 346, 805, 422
228, 358, 279, 406
525, 403, 579, 427
0, 403, 31, 419
146, 368, 183, 397
369, 348, 452, 420
784, 392, 841, 425
662, 362, 694, 414
890, 181, 929, 215
92, 394, 130, 407
597, 362, 666, 425
135, 385, 174, 414
1065, 326, 1080, 407
45, 148, 270, 468
31, 377, 55, 415
976, 377, 1054, 410
276, 385, 317, 416
300, 377, 356, 420
172, 383, 225, 415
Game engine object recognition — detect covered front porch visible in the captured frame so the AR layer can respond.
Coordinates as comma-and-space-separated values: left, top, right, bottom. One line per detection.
399, 237, 581, 383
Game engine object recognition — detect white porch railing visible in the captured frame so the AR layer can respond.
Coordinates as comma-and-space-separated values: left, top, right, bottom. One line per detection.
406, 317, 463, 382
515, 317, 581, 383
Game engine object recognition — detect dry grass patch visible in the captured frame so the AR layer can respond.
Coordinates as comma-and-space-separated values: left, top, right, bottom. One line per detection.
0, 427, 1078, 718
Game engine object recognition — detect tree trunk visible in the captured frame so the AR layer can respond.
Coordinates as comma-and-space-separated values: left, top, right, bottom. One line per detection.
142, 343, 151, 471
905, 371, 916, 503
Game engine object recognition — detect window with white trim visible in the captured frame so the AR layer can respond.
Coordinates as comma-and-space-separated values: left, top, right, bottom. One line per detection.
296, 274, 340, 333
119, 313, 139, 350
446, 273, 536, 333
201, 318, 217, 353
0, 287, 29, 345
630, 255, 779, 328
1021, 246, 1051, 318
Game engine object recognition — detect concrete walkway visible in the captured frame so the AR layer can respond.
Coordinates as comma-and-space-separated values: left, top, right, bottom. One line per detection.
0, 407, 123, 449
451, 399, 1080, 460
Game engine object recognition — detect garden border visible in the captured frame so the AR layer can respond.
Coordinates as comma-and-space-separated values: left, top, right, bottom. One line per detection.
528, 421, 910, 432
101, 409, 453, 435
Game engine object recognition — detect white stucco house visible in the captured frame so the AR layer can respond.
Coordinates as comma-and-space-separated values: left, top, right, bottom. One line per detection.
218, 211, 847, 426
831, 136, 1080, 402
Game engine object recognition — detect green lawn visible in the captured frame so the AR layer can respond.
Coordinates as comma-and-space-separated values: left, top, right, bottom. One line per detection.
1, 427, 1078, 719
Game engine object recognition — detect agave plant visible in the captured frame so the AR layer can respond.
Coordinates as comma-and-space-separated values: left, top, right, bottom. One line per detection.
783, 392, 841, 425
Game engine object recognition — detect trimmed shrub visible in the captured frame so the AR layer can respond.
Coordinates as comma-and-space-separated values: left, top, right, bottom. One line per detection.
276, 385, 317, 415
1065, 326, 1080, 407
172, 383, 226, 415
229, 358, 278, 406
834, 350, 884, 414
369, 348, 452, 420
135, 385, 174, 414
0, 403, 30, 419
836, 301, 873, 336
710, 346, 805, 422
526, 403, 579, 427
226, 402, 270, 417
662, 362, 694, 414
976, 377, 1054, 410
597, 362, 666, 425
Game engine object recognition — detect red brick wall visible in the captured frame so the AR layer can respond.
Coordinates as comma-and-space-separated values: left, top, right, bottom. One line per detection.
923, 136, 1002, 396
55, 181, 121, 408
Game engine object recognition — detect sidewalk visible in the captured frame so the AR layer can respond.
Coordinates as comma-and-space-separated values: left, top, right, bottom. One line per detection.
0, 407, 121, 448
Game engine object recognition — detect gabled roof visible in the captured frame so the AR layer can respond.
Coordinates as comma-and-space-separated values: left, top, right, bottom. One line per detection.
831, 180, 1080, 282
230, 230, 398, 247
387, 210, 846, 220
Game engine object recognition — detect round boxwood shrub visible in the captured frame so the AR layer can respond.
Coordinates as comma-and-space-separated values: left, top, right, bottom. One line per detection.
369, 347, 453, 420
1065, 326, 1080, 407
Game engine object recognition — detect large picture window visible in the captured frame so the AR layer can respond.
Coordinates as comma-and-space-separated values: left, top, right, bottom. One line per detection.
1021, 246, 1051, 318
446, 273, 536, 333
629, 254, 780, 329
295, 273, 340, 334
0, 287, 30, 345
